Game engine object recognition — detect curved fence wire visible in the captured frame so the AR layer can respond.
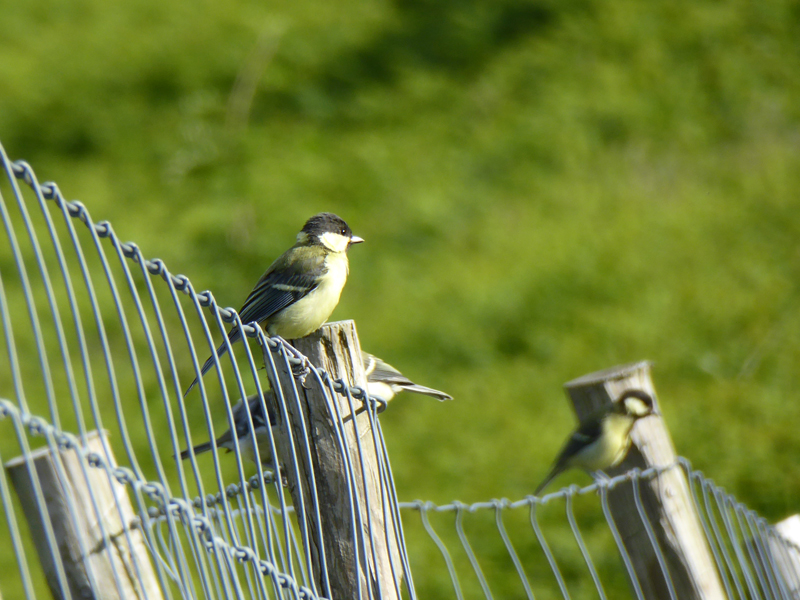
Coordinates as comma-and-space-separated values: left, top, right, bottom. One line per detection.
0, 141, 407, 600
2, 141, 799, 600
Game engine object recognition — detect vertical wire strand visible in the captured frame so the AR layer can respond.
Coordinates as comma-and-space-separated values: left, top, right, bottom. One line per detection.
680, 461, 735, 599
374, 412, 417, 600
0, 413, 38, 599
714, 486, 761, 598
0, 157, 57, 425
564, 490, 607, 600
258, 348, 309, 594
630, 473, 678, 600
735, 504, 778, 600
598, 483, 645, 600
128, 255, 214, 598
416, 502, 465, 600
453, 503, 493, 599
262, 343, 322, 596
155, 277, 226, 595
528, 500, 571, 599
363, 398, 406, 600
334, 376, 382, 600
6, 411, 76, 599
493, 501, 534, 600
754, 515, 788, 599
701, 476, 746, 598
320, 372, 369, 600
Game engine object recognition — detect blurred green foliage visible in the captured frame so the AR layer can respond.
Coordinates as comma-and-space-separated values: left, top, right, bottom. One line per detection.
2, 0, 800, 597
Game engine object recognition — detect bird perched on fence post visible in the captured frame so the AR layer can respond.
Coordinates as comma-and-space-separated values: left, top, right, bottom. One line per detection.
178, 352, 452, 468
185, 213, 364, 396
362, 352, 452, 406
534, 389, 656, 495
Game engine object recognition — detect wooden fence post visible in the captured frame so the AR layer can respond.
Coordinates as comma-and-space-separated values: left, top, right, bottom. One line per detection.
270, 320, 403, 600
564, 361, 726, 600
5, 430, 163, 600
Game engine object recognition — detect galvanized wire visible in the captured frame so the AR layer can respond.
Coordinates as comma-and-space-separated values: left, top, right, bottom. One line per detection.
0, 142, 411, 600
2, 142, 800, 600
399, 462, 800, 600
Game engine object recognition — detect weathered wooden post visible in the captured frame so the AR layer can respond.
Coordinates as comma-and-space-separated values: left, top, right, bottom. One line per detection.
270, 320, 403, 600
564, 361, 726, 600
6, 430, 163, 600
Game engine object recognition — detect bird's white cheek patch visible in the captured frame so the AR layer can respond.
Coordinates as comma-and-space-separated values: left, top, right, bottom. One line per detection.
319, 231, 351, 253
625, 398, 651, 417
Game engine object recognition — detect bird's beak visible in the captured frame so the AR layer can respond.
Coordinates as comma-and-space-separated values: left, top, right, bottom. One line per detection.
350, 236, 365, 244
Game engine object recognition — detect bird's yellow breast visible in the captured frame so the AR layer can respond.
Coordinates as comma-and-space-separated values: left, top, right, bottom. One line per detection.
571, 414, 635, 472
267, 252, 350, 339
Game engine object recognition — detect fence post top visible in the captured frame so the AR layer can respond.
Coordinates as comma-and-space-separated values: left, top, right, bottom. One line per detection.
564, 361, 653, 389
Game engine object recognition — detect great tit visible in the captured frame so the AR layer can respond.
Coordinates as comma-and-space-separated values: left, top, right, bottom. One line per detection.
178, 391, 279, 468
178, 353, 452, 465
362, 352, 452, 404
185, 213, 363, 396
534, 389, 656, 496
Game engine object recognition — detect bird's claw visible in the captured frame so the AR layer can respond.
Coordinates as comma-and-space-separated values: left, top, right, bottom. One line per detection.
292, 361, 312, 388
274, 337, 312, 387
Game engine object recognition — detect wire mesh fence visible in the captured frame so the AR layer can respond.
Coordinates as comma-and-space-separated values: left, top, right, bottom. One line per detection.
1, 141, 799, 599
399, 461, 800, 600
0, 141, 407, 600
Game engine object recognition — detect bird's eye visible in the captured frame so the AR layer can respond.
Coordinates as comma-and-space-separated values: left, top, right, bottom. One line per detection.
341, 228, 347, 235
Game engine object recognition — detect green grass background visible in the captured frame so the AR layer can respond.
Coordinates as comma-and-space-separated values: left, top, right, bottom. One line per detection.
2, 0, 800, 597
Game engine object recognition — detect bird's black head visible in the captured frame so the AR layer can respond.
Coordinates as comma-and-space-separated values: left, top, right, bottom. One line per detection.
299, 212, 364, 252
616, 389, 656, 419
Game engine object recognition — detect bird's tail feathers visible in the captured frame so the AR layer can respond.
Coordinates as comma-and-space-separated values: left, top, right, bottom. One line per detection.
183, 331, 241, 397
178, 441, 214, 461
401, 384, 453, 401
534, 466, 562, 497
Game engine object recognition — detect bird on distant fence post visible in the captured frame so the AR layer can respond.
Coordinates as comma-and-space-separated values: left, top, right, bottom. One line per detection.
185, 212, 363, 396
534, 389, 656, 495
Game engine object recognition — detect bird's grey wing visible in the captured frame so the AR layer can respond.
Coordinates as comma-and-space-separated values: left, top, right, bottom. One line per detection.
534, 419, 602, 495
368, 363, 411, 385
238, 249, 327, 326
367, 362, 452, 401
554, 418, 603, 468
184, 253, 326, 396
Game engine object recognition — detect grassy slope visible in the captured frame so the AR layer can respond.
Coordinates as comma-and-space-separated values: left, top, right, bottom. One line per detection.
2, 0, 800, 597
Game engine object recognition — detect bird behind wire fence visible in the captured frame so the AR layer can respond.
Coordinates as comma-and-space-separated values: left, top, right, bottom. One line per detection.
2, 143, 800, 600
